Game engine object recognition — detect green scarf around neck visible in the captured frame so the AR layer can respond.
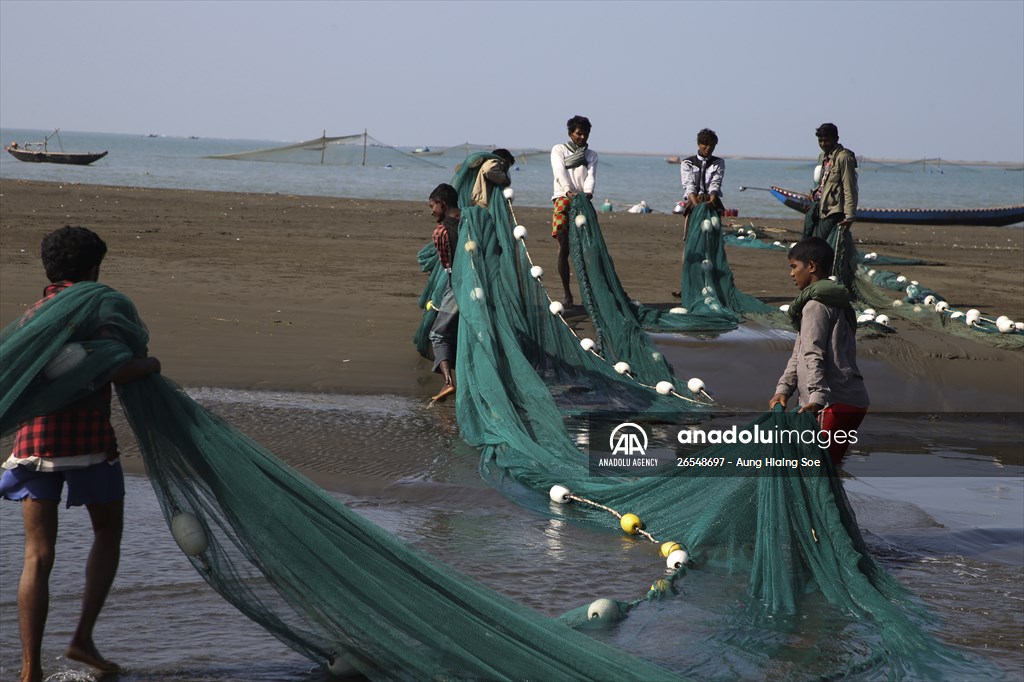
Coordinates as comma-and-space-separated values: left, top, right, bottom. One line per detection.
788, 279, 857, 331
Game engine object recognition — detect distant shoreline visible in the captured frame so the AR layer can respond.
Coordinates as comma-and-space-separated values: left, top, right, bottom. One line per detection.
2, 125, 1022, 168
610, 150, 1024, 168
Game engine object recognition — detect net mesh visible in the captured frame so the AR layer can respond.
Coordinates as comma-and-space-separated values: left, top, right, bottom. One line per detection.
1, 283, 681, 681
408, 160, 996, 678
572, 200, 779, 337
856, 268, 1024, 350
210, 132, 443, 168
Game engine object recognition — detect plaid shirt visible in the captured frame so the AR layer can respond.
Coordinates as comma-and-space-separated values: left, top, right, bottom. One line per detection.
432, 216, 459, 271
11, 281, 119, 463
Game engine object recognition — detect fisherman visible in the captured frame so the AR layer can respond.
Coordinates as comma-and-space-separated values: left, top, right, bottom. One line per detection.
550, 115, 598, 309
426, 184, 462, 403
803, 123, 858, 293
679, 128, 725, 240
769, 237, 869, 468
1, 226, 162, 682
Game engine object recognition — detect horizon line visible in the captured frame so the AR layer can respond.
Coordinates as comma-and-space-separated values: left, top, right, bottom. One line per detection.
3, 125, 1023, 167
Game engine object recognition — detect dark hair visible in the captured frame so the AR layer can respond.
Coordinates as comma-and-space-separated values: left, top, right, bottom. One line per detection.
815, 122, 839, 138
41, 225, 108, 282
429, 183, 458, 208
696, 128, 718, 146
566, 115, 592, 134
492, 148, 515, 167
788, 237, 834, 274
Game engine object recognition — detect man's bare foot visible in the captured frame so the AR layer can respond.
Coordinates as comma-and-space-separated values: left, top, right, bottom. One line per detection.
671, 290, 681, 298
431, 384, 456, 403
66, 641, 121, 674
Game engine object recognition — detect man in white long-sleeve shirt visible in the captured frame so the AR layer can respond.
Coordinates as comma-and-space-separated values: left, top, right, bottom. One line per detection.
550, 115, 598, 308
679, 128, 724, 240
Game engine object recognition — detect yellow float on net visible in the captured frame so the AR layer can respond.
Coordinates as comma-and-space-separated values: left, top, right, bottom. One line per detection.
425, 300, 434, 311
619, 513, 643, 535
650, 579, 670, 594
660, 541, 681, 558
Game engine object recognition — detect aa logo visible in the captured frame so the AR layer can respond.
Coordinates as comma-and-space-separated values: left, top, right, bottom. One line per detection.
609, 422, 648, 456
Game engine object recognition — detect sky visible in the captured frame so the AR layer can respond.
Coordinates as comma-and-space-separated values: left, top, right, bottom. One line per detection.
2, 0, 1023, 162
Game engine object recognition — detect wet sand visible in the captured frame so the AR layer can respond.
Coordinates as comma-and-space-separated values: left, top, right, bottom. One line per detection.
1, 179, 1021, 408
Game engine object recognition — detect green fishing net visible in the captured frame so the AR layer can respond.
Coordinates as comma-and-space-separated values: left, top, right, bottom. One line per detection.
2, 170, 1003, 679
854, 266, 1024, 350
413, 181, 781, 383
209, 132, 443, 169
1, 283, 681, 681
0, 283, 144, 430
428, 170, 997, 678
713, 213, 1022, 349
724, 226, 791, 250
569, 199, 777, 339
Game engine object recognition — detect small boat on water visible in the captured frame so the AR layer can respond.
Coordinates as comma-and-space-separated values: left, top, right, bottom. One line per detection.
4, 129, 108, 166
766, 185, 1024, 227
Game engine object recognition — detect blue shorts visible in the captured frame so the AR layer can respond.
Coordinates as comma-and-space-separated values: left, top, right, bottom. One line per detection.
0, 460, 125, 508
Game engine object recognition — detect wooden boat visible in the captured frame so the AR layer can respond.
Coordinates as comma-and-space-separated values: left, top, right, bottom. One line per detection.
4, 129, 107, 166
768, 185, 1024, 227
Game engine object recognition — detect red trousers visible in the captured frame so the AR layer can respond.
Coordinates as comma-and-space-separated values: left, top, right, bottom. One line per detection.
819, 404, 868, 468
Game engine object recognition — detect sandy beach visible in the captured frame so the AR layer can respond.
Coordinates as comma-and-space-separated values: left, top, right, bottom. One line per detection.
2, 179, 1021, 405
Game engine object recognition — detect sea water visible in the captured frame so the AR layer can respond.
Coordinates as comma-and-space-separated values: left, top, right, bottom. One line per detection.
0, 387, 1020, 681
2, 127, 1022, 220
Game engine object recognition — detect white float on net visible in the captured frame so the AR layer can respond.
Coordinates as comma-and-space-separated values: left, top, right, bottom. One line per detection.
666, 548, 689, 570
587, 598, 622, 623
549, 485, 572, 504
43, 343, 88, 381
171, 512, 208, 557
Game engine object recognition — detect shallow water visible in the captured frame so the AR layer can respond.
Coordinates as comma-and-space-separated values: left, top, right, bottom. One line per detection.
1, 387, 1021, 681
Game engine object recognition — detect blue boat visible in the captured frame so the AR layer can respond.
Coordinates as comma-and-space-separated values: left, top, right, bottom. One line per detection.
769, 185, 1024, 227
